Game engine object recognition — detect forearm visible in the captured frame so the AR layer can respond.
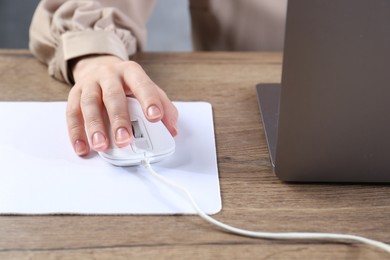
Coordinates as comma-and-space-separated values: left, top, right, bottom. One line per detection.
29, 0, 155, 84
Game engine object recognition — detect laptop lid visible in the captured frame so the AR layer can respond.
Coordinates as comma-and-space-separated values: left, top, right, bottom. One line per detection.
257, 0, 390, 182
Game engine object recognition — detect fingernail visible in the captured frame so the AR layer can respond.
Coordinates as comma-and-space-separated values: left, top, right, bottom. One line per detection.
74, 139, 88, 156
115, 127, 131, 145
171, 117, 179, 133
171, 122, 179, 136
147, 105, 162, 119
92, 131, 106, 150
172, 123, 179, 136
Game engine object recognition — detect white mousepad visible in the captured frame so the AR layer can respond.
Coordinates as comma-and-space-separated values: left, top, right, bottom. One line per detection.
0, 101, 221, 215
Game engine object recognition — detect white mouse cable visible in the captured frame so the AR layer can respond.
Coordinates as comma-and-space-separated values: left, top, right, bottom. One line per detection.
141, 160, 390, 254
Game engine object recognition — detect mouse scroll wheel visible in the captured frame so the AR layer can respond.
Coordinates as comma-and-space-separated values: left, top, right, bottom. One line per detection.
131, 120, 143, 139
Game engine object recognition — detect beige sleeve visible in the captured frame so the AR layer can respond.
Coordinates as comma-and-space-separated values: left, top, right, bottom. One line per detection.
29, 0, 155, 84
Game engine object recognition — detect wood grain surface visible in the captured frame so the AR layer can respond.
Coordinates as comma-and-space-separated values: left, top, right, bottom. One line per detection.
0, 50, 389, 259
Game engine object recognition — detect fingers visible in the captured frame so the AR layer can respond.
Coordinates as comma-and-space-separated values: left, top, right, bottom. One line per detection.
79, 81, 109, 152
67, 57, 178, 157
66, 87, 90, 156
157, 88, 179, 136
100, 76, 132, 148
122, 61, 164, 122
122, 61, 179, 136
72, 76, 132, 153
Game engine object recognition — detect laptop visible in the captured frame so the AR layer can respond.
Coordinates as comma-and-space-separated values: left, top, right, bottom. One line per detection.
256, 0, 390, 182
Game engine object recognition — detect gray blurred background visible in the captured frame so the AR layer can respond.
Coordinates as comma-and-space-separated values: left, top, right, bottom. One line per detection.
0, 0, 192, 51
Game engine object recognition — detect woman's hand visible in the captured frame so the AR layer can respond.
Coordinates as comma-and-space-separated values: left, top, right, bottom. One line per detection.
66, 55, 178, 156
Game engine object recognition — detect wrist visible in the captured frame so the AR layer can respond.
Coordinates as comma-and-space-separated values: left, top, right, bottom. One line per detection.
71, 55, 124, 83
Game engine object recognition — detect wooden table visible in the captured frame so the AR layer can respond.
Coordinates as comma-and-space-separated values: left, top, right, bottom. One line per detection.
0, 50, 389, 259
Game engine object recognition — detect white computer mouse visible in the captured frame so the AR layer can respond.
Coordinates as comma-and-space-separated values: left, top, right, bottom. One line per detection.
98, 97, 175, 166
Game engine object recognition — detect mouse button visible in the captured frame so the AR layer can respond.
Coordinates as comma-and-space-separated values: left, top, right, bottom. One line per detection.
127, 97, 144, 117
145, 121, 175, 151
131, 138, 152, 153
